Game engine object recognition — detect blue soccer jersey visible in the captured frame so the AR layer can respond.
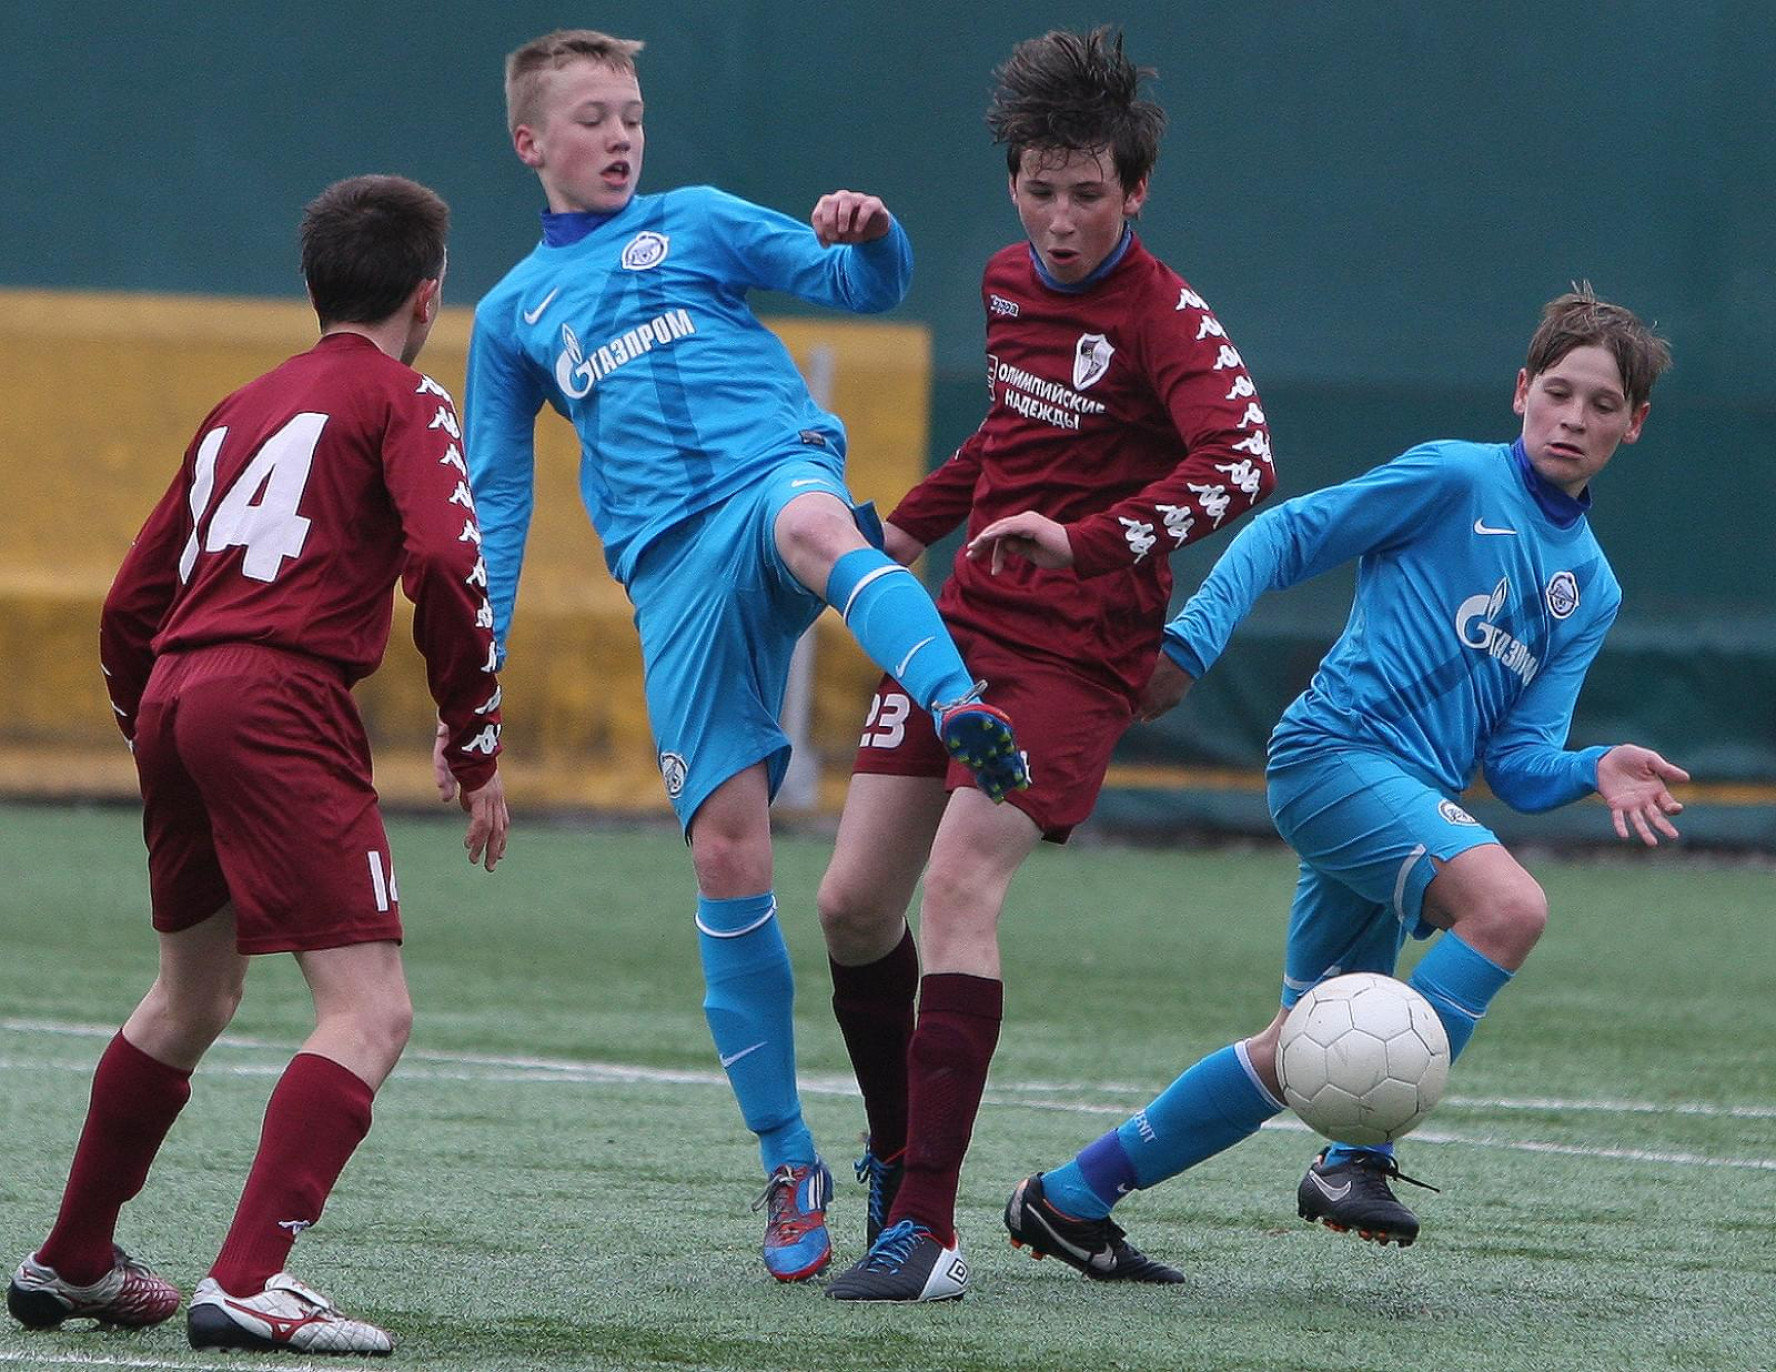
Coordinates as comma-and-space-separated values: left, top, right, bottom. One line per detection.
465, 185, 913, 649
1164, 439, 1618, 811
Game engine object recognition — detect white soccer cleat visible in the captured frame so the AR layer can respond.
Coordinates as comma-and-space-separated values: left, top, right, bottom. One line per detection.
187, 1272, 394, 1356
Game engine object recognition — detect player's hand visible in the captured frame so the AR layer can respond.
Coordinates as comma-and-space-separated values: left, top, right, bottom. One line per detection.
460, 771, 510, 871
812, 190, 893, 245
1137, 654, 1196, 721
965, 511, 1074, 574
432, 719, 456, 803
1596, 744, 1688, 846
883, 521, 926, 566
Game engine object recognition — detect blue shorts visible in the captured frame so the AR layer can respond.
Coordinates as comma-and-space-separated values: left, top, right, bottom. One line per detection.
627, 457, 868, 829
1266, 747, 1499, 1007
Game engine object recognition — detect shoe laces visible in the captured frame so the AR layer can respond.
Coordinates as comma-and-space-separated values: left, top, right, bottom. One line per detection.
861, 1219, 929, 1272
1347, 1152, 1441, 1194
752, 1164, 822, 1241
854, 1143, 904, 1229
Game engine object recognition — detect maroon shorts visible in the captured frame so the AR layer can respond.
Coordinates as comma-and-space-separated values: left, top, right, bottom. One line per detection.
133, 643, 402, 954
850, 633, 1133, 842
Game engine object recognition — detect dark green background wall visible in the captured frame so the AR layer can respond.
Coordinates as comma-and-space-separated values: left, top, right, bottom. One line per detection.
7, 2, 1772, 833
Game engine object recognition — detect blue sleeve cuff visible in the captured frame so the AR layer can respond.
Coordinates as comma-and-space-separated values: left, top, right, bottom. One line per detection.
1161, 627, 1208, 680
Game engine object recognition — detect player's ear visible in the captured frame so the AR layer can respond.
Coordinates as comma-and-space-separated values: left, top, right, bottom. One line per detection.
415, 277, 441, 324
1620, 400, 1651, 445
1511, 367, 1532, 416
513, 123, 544, 168
1122, 177, 1150, 219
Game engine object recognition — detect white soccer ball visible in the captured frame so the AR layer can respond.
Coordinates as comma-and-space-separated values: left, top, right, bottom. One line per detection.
1275, 973, 1451, 1145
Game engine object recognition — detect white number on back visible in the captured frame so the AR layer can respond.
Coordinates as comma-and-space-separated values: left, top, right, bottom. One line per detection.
178, 412, 327, 583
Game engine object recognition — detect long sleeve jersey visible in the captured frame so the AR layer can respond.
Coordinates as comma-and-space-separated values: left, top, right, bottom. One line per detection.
100, 333, 503, 789
888, 233, 1275, 699
1164, 439, 1618, 811
464, 186, 914, 653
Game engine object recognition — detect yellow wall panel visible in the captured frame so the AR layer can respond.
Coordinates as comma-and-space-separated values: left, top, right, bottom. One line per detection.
0, 289, 929, 812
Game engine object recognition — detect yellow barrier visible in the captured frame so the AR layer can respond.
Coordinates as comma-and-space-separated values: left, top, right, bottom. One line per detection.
0, 289, 930, 811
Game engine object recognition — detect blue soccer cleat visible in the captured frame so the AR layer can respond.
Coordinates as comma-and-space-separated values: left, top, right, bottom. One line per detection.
932, 682, 1029, 804
752, 1160, 835, 1282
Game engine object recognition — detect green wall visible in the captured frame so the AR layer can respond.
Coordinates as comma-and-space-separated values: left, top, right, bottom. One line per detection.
8, 1, 1772, 833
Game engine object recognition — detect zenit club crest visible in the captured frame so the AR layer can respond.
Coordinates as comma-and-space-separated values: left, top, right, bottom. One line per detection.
1545, 571, 1579, 620
622, 231, 670, 271
1438, 799, 1479, 827
659, 752, 688, 798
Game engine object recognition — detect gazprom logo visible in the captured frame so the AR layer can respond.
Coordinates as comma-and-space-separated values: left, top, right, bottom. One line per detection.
1455, 577, 1540, 685
555, 310, 698, 400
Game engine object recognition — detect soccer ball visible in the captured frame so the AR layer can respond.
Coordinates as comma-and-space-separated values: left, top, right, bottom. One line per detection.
1275, 973, 1451, 1145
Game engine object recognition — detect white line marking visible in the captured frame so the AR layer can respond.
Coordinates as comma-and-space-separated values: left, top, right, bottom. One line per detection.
3, 1018, 1771, 1172
0, 1352, 287, 1370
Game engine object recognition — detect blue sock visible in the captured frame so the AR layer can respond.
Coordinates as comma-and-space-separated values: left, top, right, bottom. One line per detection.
697, 893, 814, 1173
1042, 1044, 1284, 1219
1408, 930, 1514, 1063
825, 548, 972, 710
1325, 934, 1513, 1166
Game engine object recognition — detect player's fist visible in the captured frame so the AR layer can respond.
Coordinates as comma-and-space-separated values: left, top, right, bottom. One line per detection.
812, 190, 893, 245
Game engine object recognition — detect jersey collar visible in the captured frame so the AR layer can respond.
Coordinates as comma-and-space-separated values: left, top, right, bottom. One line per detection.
1026, 225, 1134, 294
540, 207, 621, 247
1510, 437, 1591, 528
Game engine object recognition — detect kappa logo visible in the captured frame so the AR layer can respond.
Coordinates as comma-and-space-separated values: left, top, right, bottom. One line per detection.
1546, 570, 1580, 620
659, 751, 688, 798
621, 231, 669, 271
1438, 799, 1479, 827
276, 1219, 314, 1236
1073, 332, 1114, 390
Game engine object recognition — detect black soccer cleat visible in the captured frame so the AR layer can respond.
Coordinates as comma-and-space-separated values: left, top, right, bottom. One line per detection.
1003, 1173, 1185, 1283
1296, 1147, 1439, 1247
825, 1220, 969, 1303
855, 1142, 906, 1249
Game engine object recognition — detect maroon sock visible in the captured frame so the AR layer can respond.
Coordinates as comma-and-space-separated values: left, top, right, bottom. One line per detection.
208, 1053, 374, 1295
37, 1033, 193, 1285
829, 927, 919, 1158
888, 973, 1003, 1245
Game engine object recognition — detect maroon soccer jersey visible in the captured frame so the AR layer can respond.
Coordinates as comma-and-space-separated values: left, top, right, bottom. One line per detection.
890, 235, 1275, 699
101, 333, 502, 788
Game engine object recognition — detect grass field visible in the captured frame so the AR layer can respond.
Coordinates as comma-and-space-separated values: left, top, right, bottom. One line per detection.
1, 800, 1772, 1371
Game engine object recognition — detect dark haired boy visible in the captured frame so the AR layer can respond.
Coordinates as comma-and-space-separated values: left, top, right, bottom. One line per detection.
1008, 288, 1686, 1277
820, 27, 1276, 1301
7, 174, 508, 1355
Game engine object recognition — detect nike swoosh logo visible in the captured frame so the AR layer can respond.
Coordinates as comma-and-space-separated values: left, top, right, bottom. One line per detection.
894, 637, 934, 679
1473, 519, 1518, 536
718, 1041, 766, 1068
1307, 1172, 1353, 1202
522, 288, 561, 326
789, 477, 829, 489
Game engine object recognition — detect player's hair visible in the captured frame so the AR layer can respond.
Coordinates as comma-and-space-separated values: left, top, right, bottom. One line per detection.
506, 29, 644, 134
300, 176, 449, 329
1526, 283, 1672, 409
986, 27, 1165, 194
